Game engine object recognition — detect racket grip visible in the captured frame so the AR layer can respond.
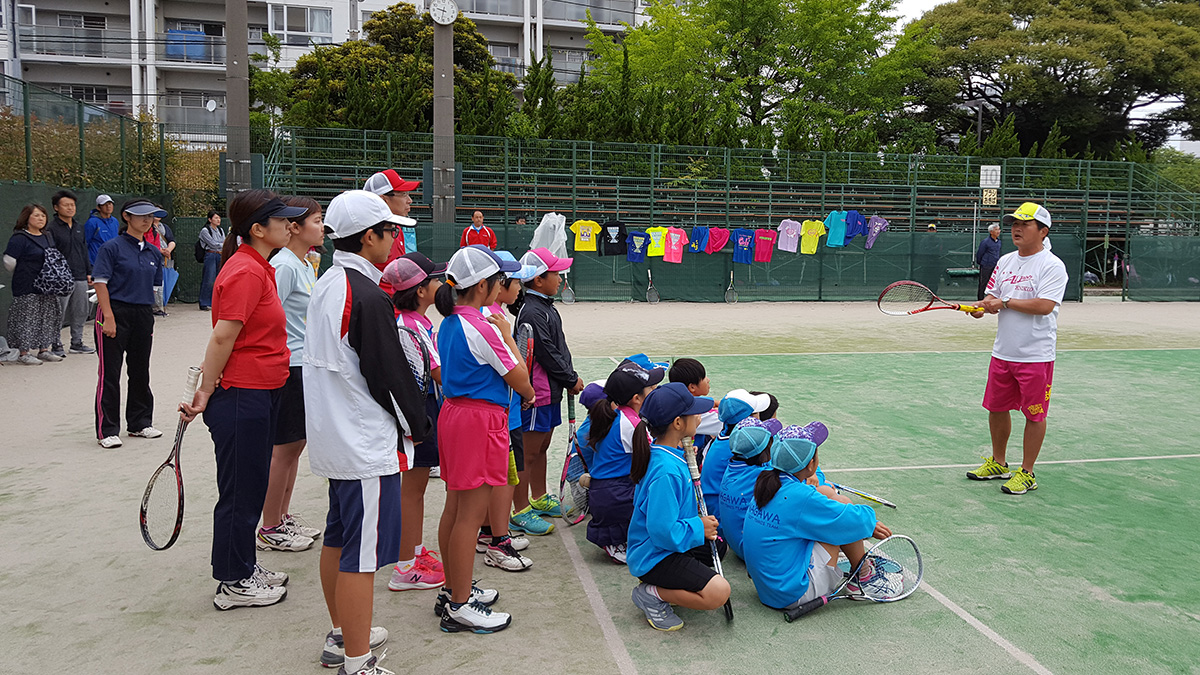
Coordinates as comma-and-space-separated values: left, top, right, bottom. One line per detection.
182, 366, 202, 405
784, 596, 829, 622
957, 304, 983, 313
683, 438, 701, 481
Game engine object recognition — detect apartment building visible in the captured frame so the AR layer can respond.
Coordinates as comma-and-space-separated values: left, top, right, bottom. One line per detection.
1, 0, 644, 129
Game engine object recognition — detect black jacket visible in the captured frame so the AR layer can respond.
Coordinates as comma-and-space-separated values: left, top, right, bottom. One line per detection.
516, 291, 578, 406
48, 216, 90, 280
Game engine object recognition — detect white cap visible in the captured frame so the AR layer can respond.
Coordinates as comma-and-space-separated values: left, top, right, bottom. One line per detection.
446, 245, 517, 289
324, 190, 415, 239
725, 389, 771, 413
96, 194, 113, 206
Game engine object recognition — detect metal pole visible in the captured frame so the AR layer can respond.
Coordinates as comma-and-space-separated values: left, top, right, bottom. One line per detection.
349, 0, 361, 40
159, 123, 167, 195
226, 0, 252, 198
120, 117, 128, 193
432, 20, 456, 231
78, 99, 86, 180
22, 82, 32, 182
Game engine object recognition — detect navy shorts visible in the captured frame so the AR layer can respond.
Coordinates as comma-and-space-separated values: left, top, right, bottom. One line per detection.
412, 393, 440, 469
521, 402, 562, 433
510, 427, 525, 472
324, 473, 402, 573
273, 366, 306, 445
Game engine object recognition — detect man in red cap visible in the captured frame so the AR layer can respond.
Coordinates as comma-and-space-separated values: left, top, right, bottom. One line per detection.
364, 170, 419, 297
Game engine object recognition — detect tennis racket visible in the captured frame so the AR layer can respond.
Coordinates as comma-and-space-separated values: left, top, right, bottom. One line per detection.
397, 325, 434, 397
558, 394, 590, 525
515, 322, 534, 374
139, 366, 202, 551
561, 273, 576, 304
646, 269, 660, 304
831, 482, 897, 509
878, 280, 983, 315
724, 270, 738, 304
683, 436, 733, 621
783, 534, 923, 622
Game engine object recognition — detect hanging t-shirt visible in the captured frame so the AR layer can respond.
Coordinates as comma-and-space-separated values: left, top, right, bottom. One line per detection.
986, 248, 1069, 363
403, 227, 418, 254
570, 220, 601, 252
645, 226, 668, 257
824, 211, 848, 248
627, 231, 650, 263
731, 228, 755, 264
865, 216, 889, 250
706, 227, 731, 254
753, 229, 778, 263
843, 210, 866, 246
663, 227, 689, 263
777, 219, 801, 253
800, 220, 826, 254
599, 220, 627, 256
687, 226, 710, 253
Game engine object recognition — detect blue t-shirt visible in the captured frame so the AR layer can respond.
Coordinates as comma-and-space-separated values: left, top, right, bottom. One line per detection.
743, 474, 877, 609
627, 443, 706, 577
627, 231, 650, 263
91, 233, 164, 305
85, 212, 120, 264
587, 405, 639, 480
843, 210, 866, 245
824, 211, 848, 248
437, 306, 519, 408
3, 230, 56, 297
403, 227, 418, 254
731, 228, 755, 264
700, 434, 732, 518
719, 459, 770, 559
687, 226, 710, 254
575, 417, 595, 468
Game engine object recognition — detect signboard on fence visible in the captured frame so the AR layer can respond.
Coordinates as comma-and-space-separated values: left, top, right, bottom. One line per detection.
979, 165, 1001, 189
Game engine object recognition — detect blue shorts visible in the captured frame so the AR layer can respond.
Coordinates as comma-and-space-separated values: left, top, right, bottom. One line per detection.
324, 474, 402, 573
521, 402, 562, 433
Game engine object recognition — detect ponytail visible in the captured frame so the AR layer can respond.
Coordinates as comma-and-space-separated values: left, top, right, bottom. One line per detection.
222, 188, 278, 265
630, 421, 652, 484
586, 399, 618, 449
507, 284, 526, 318
220, 231, 239, 265
434, 281, 458, 317
754, 469, 785, 509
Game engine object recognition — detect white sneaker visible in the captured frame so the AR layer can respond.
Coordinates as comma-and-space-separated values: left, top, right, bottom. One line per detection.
441, 600, 512, 634
484, 540, 533, 572
337, 653, 394, 675
253, 563, 289, 587
433, 584, 498, 617
283, 513, 322, 539
257, 525, 314, 552
320, 627, 389, 668
37, 351, 62, 362
604, 543, 628, 565
428, 466, 441, 479
17, 354, 42, 365
129, 426, 163, 439
476, 531, 529, 553
213, 576, 287, 610
98, 436, 122, 449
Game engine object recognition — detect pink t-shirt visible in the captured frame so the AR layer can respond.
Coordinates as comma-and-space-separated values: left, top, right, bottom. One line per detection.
753, 229, 778, 262
663, 227, 689, 263
705, 227, 731, 254
398, 309, 440, 370
777, 219, 801, 253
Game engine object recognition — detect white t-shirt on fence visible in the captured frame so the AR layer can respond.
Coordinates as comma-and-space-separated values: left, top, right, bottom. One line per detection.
985, 247, 1068, 363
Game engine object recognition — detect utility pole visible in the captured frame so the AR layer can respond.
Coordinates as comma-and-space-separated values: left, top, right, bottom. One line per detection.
225, 0, 251, 200
430, 1, 458, 229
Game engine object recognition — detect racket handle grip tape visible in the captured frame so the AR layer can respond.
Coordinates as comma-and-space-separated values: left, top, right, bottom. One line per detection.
182, 366, 202, 404
683, 437, 701, 481
956, 304, 984, 313
784, 596, 829, 622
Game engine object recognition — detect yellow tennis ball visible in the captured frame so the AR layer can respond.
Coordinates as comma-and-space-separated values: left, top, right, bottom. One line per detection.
579, 473, 591, 488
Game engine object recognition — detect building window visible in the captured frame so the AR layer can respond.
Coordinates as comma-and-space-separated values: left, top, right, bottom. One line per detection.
167, 20, 225, 36
271, 5, 333, 46
489, 43, 515, 59
58, 14, 107, 30
54, 85, 110, 104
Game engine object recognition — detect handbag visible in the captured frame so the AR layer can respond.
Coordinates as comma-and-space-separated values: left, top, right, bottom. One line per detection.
194, 238, 206, 264
26, 232, 75, 297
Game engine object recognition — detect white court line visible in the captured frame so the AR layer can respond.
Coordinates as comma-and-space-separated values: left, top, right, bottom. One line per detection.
823, 453, 1200, 474
576, 346, 1200, 359
608, 356, 621, 364
922, 582, 1054, 675
561, 527, 638, 675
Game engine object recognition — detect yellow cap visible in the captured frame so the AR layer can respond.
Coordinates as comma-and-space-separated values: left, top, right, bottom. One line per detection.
1002, 202, 1051, 227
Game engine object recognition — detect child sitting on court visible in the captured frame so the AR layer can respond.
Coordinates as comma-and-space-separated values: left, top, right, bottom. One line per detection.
718, 418, 775, 560
585, 360, 664, 564
700, 389, 772, 519
511, 248, 585, 537
627, 383, 732, 632
668, 358, 721, 453
742, 426, 893, 612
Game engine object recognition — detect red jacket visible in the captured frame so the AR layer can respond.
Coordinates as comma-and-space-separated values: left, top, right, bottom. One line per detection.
460, 226, 497, 249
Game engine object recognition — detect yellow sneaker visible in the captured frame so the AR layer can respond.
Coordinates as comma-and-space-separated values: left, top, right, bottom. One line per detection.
1001, 468, 1037, 495
966, 456, 1011, 480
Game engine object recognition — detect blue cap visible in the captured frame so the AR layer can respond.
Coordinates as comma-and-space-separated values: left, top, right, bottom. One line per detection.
494, 250, 540, 280
467, 244, 522, 274
640, 382, 713, 428
771, 424, 818, 474
729, 418, 773, 459
580, 380, 607, 409
625, 353, 670, 372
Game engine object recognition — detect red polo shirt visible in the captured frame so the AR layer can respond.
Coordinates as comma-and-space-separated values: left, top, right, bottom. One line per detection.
212, 244, 290, 390
460, 225, 497, 249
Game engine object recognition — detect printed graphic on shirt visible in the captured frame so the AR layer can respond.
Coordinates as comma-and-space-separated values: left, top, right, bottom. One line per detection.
663, 227, 690, 263
627, 231, 650, 263
570, 220, 601, 252
645, 226, 668, 257
599, 221, 627, 256
731, 228, 755, 264
777, 219, 801, 253
753, 229, 778, 263
688, 226, 710, 253
865, 216, 889, 250
800, 220, 826, 255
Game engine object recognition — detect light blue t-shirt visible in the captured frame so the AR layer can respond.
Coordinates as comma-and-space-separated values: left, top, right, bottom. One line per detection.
719, 459, 770, 559
271, 247, 315, 366
627, 444, 706, 577
403, 227, 418, 254
700, 434, 732, 518
824, 211, 848, 248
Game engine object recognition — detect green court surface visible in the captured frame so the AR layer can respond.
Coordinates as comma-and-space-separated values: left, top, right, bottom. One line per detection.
564, 349, 1200, 675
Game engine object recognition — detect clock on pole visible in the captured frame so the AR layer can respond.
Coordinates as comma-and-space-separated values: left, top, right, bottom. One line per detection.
431, 0, 458, 25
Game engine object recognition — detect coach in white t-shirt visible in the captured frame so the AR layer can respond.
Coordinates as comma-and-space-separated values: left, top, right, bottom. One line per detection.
966, 202, 1068, 496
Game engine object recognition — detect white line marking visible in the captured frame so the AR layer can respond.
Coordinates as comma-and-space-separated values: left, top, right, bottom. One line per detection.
608, 356, 620, 364
576, 347, 1200, 359
561, 527, 637, 675
922, 582, 1054, 675
823, 453, 1200, 474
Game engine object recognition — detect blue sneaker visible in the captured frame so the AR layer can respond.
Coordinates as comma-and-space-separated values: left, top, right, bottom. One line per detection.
509, 506, 555, 535
631, 583, 683, 631
530, 493, 562, 518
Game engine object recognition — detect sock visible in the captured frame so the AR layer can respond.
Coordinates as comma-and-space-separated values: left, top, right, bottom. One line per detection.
331, 626, 342, 640
480, 525, 493, 536
448, 600, 464, 611
646, 585, 663, 601
396, 558, 415, 572
441, 587, 452, 596
415, 544, 426, 557
344, 652, 372, 673
491, 535, 504, 546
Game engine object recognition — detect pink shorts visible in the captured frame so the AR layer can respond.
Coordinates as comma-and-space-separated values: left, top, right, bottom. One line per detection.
982, 357, 1055, 422
437, 397, 509, 491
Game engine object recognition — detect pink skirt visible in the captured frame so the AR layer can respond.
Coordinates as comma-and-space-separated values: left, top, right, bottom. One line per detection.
437, 397, 509, 491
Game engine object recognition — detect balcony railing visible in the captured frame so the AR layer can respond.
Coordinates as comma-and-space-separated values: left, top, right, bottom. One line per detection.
159, 104, 227, 128
17, 26, 132, 60
159, 31, 226, 65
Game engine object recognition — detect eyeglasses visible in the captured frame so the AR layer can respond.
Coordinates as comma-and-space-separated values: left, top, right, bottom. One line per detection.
380, 225, 400, 238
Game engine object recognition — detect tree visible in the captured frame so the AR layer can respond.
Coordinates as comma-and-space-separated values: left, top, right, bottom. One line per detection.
909, 0, 1200, 158
1151, 148, 1200, 193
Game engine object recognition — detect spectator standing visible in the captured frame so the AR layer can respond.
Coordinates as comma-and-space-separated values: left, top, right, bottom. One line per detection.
975, 223, 1002, 301
85, 194, 120, 265
3, 204, 64, 365
460, 211, 497, 249
364, 169, 420, 259
91, 199, 167, 448
150, 215, 176, 316
197, 211, 225, 310
48, 190, 94, 355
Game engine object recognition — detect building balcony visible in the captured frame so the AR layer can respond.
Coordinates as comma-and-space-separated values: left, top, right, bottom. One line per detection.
159, 103, 227, 128
158, 32, 269, 67
459, 0, 637, 26
17, 26, 132, 61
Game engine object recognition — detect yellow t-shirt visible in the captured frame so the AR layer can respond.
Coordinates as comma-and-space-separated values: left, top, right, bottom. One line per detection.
570, 220, 601, 252
645, 226, 669, 257
800, 220, 827, 254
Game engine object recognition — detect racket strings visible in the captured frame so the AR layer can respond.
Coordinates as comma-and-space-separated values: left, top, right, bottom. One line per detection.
878, 283, 934, 315
858, 538, 922, 601
143, 468, 182, 548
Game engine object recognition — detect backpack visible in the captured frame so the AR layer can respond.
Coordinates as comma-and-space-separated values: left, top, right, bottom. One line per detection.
26, 232, 75, 297
194, 238, 206, 264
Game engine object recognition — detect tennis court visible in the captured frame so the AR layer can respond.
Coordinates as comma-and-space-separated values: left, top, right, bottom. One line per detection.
2, 300, 1198, 674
